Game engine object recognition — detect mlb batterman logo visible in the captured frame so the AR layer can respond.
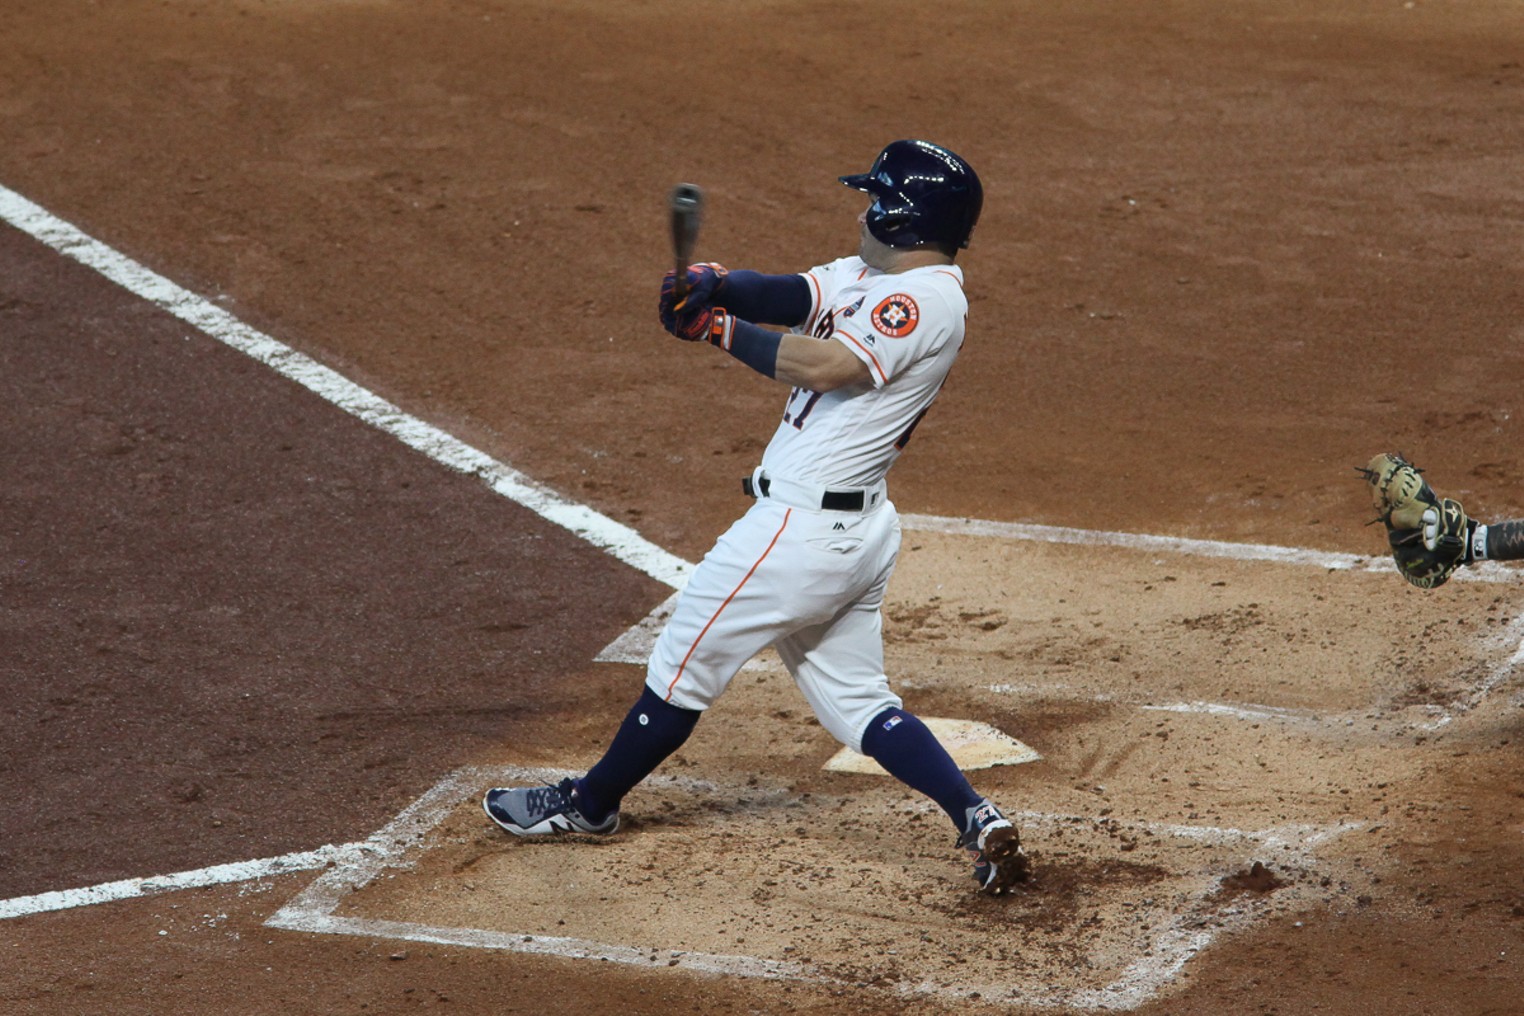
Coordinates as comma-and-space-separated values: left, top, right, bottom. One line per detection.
871, 293, 920, 337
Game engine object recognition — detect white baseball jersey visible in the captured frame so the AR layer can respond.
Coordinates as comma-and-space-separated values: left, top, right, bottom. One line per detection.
645, 255, 968, 752
763, 256, 966, 487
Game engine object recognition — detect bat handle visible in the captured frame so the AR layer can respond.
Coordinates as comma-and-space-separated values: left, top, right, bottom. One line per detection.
670, 182, 704, 308
673, 262, 689, 305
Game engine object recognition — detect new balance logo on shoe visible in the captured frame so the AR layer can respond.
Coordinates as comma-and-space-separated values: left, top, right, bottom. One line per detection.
483, 778, 619, 838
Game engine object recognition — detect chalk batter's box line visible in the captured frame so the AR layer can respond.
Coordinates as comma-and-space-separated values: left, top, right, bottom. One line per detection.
263, 765, 1356, 1013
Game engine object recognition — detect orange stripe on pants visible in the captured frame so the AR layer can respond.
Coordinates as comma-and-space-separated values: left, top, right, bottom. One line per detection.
664, 509, 792, 701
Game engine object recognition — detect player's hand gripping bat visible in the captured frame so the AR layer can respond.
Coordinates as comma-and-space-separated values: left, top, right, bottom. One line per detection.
669, 183, 704, 306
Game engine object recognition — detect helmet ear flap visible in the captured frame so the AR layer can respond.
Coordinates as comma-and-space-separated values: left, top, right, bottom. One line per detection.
868, 204, 915, 240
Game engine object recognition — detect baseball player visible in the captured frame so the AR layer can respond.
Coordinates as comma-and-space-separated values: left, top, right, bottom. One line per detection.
486, 140, 1029, 894
1361, 453, 1524, 587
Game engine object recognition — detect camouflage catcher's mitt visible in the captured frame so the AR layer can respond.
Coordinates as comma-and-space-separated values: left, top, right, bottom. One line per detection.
1358, 453, 1473, 589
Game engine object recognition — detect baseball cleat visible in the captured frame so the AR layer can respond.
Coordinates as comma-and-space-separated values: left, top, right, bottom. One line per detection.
483, 778, 619, 837
959, 799, 1030, 894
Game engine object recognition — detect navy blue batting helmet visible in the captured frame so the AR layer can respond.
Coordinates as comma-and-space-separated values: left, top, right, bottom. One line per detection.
839, 140, 983, 251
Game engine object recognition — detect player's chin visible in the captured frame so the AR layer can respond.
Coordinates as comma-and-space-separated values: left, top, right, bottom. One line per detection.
859, 231, 887, 268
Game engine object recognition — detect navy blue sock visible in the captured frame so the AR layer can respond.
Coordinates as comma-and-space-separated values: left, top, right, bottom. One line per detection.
576, 686, 700, 822
860, 707, 983, 828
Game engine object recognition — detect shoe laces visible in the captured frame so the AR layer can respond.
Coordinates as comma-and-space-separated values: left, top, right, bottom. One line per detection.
525, 779, 576, 815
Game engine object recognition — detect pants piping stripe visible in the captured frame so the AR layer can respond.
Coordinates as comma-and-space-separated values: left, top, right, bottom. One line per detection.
664, 509, 792, 701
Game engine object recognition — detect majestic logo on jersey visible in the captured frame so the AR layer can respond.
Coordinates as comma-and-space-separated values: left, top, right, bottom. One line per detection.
872, 294, 920, 337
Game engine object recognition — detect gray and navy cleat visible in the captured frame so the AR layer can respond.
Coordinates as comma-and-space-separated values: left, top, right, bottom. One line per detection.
959, 799, 1030, 894
483, 778, 619, 837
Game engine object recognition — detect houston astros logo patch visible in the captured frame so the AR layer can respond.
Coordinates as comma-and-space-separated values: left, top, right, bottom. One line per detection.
872, 294, 919, 337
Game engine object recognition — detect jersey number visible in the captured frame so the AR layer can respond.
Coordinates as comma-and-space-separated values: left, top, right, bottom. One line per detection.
781, 309, 838, 430
783, 388, 824, 429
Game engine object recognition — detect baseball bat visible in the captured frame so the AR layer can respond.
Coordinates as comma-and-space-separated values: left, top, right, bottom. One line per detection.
669, 183, 704, 305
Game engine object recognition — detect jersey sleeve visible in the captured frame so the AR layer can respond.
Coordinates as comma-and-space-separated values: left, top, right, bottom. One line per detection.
796, 256, 861, 337
829, 271, 964, 389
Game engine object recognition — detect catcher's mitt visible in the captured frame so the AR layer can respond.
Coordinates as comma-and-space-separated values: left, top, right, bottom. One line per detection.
1358, 452, 1472, 589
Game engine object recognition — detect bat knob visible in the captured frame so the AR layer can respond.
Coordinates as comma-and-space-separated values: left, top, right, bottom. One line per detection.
670, 182, 704, 211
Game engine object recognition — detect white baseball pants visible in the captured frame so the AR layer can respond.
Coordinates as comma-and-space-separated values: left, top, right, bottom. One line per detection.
645, 484, 903, 753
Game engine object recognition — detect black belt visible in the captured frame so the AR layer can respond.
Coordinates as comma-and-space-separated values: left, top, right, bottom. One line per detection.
742, 475, 865, 512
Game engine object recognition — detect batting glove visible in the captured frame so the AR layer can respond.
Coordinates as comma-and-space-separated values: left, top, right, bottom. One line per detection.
661, 300, 726, 343
659, 262, 728, 317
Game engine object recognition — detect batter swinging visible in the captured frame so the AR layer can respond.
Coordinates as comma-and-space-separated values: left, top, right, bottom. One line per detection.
486, 140, 1028, 894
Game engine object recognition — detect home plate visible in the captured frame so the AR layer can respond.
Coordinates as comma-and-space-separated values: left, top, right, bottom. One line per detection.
823, 717, 1041, 774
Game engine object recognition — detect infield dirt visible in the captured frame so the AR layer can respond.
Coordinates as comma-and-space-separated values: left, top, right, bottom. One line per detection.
3, 1, 1523, 1013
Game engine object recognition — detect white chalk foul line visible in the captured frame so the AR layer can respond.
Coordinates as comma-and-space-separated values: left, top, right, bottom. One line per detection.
0, 843, 366, 921
900, 513, 1520, 583
0, 184, 693, 592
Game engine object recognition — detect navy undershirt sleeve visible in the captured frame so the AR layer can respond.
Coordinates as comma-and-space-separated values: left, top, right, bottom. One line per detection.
718, 270, 812, 328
